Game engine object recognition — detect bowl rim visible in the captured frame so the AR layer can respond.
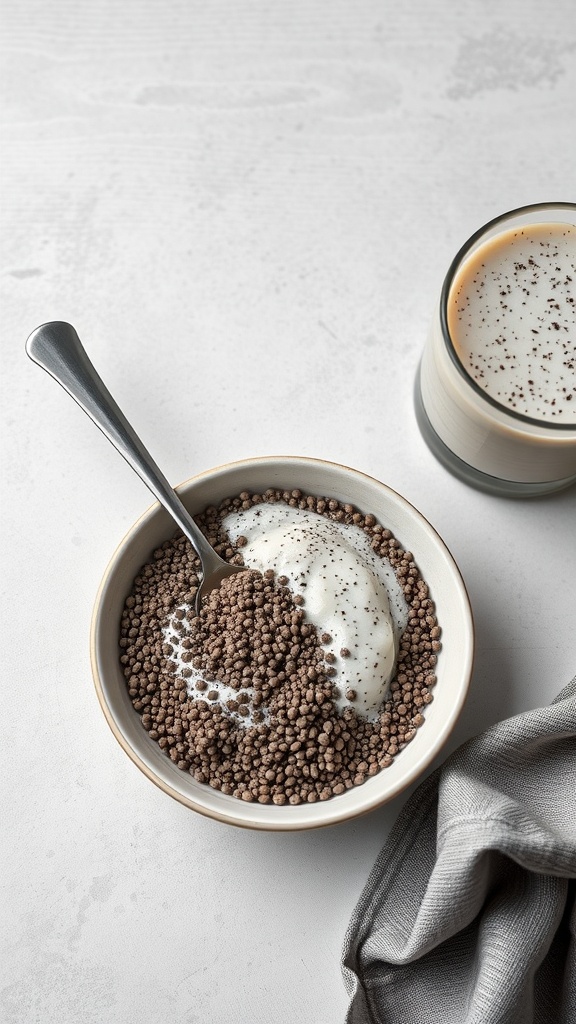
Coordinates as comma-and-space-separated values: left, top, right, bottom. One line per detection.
90, 455, 474, 830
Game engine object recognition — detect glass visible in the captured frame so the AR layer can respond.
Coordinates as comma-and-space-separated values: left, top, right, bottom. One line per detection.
415, 202, 576, 497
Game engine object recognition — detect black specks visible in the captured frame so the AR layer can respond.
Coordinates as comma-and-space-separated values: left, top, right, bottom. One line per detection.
448, 223, 576, 421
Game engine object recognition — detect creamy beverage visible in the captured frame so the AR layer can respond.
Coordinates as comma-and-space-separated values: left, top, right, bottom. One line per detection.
448, 223, 576, 423
416, 204, 576, 496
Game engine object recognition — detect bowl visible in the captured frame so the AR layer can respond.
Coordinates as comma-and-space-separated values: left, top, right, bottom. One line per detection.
91, 456, 474, 830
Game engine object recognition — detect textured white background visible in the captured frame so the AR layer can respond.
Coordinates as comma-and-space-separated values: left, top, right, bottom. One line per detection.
2, 2, 576, 1022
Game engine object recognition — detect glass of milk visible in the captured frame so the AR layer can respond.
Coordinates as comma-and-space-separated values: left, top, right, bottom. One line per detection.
415, 202, 576, 497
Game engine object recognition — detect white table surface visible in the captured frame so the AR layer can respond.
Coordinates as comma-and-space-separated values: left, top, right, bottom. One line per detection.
2, 2, 576, 1021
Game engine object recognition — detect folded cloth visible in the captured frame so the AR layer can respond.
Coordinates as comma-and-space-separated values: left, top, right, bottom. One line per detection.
342, 678, 576, 1024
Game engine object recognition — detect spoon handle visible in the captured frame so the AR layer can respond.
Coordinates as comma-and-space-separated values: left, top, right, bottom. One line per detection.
25, 321, 220, 571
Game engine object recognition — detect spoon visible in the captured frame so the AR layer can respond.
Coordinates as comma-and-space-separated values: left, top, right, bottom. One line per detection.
26, 321, 246, 611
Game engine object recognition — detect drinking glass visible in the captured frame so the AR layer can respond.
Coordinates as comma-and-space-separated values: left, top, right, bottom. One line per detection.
415, 202, 576, 497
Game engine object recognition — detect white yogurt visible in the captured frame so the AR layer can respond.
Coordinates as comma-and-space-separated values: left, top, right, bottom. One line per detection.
223, 503, 408, 719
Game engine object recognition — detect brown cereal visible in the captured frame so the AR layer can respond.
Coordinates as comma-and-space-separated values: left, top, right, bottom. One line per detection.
119, 491, 441, 803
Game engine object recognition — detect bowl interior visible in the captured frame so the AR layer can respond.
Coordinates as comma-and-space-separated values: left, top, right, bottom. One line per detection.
91, 457, 474, 829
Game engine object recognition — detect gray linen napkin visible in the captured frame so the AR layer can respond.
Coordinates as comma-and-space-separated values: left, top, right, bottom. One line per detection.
342, 678, 576, 1024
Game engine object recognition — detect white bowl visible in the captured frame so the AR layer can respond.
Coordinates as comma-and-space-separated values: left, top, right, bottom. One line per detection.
91, 456, 474, 830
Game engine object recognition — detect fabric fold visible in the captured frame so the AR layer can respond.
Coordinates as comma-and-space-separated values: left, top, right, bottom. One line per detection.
342, 678, 576, 1024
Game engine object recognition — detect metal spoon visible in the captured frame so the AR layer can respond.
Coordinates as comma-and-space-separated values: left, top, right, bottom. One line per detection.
26, 321, 246, 611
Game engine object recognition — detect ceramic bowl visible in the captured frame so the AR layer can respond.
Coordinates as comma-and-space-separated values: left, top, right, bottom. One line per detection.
91, 456, 474, 830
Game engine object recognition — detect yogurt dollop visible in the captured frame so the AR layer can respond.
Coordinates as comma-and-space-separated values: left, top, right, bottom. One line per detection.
223, 504, 408, 718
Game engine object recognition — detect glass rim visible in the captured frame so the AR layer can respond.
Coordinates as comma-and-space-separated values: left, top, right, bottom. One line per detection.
440, 201, 576, 432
